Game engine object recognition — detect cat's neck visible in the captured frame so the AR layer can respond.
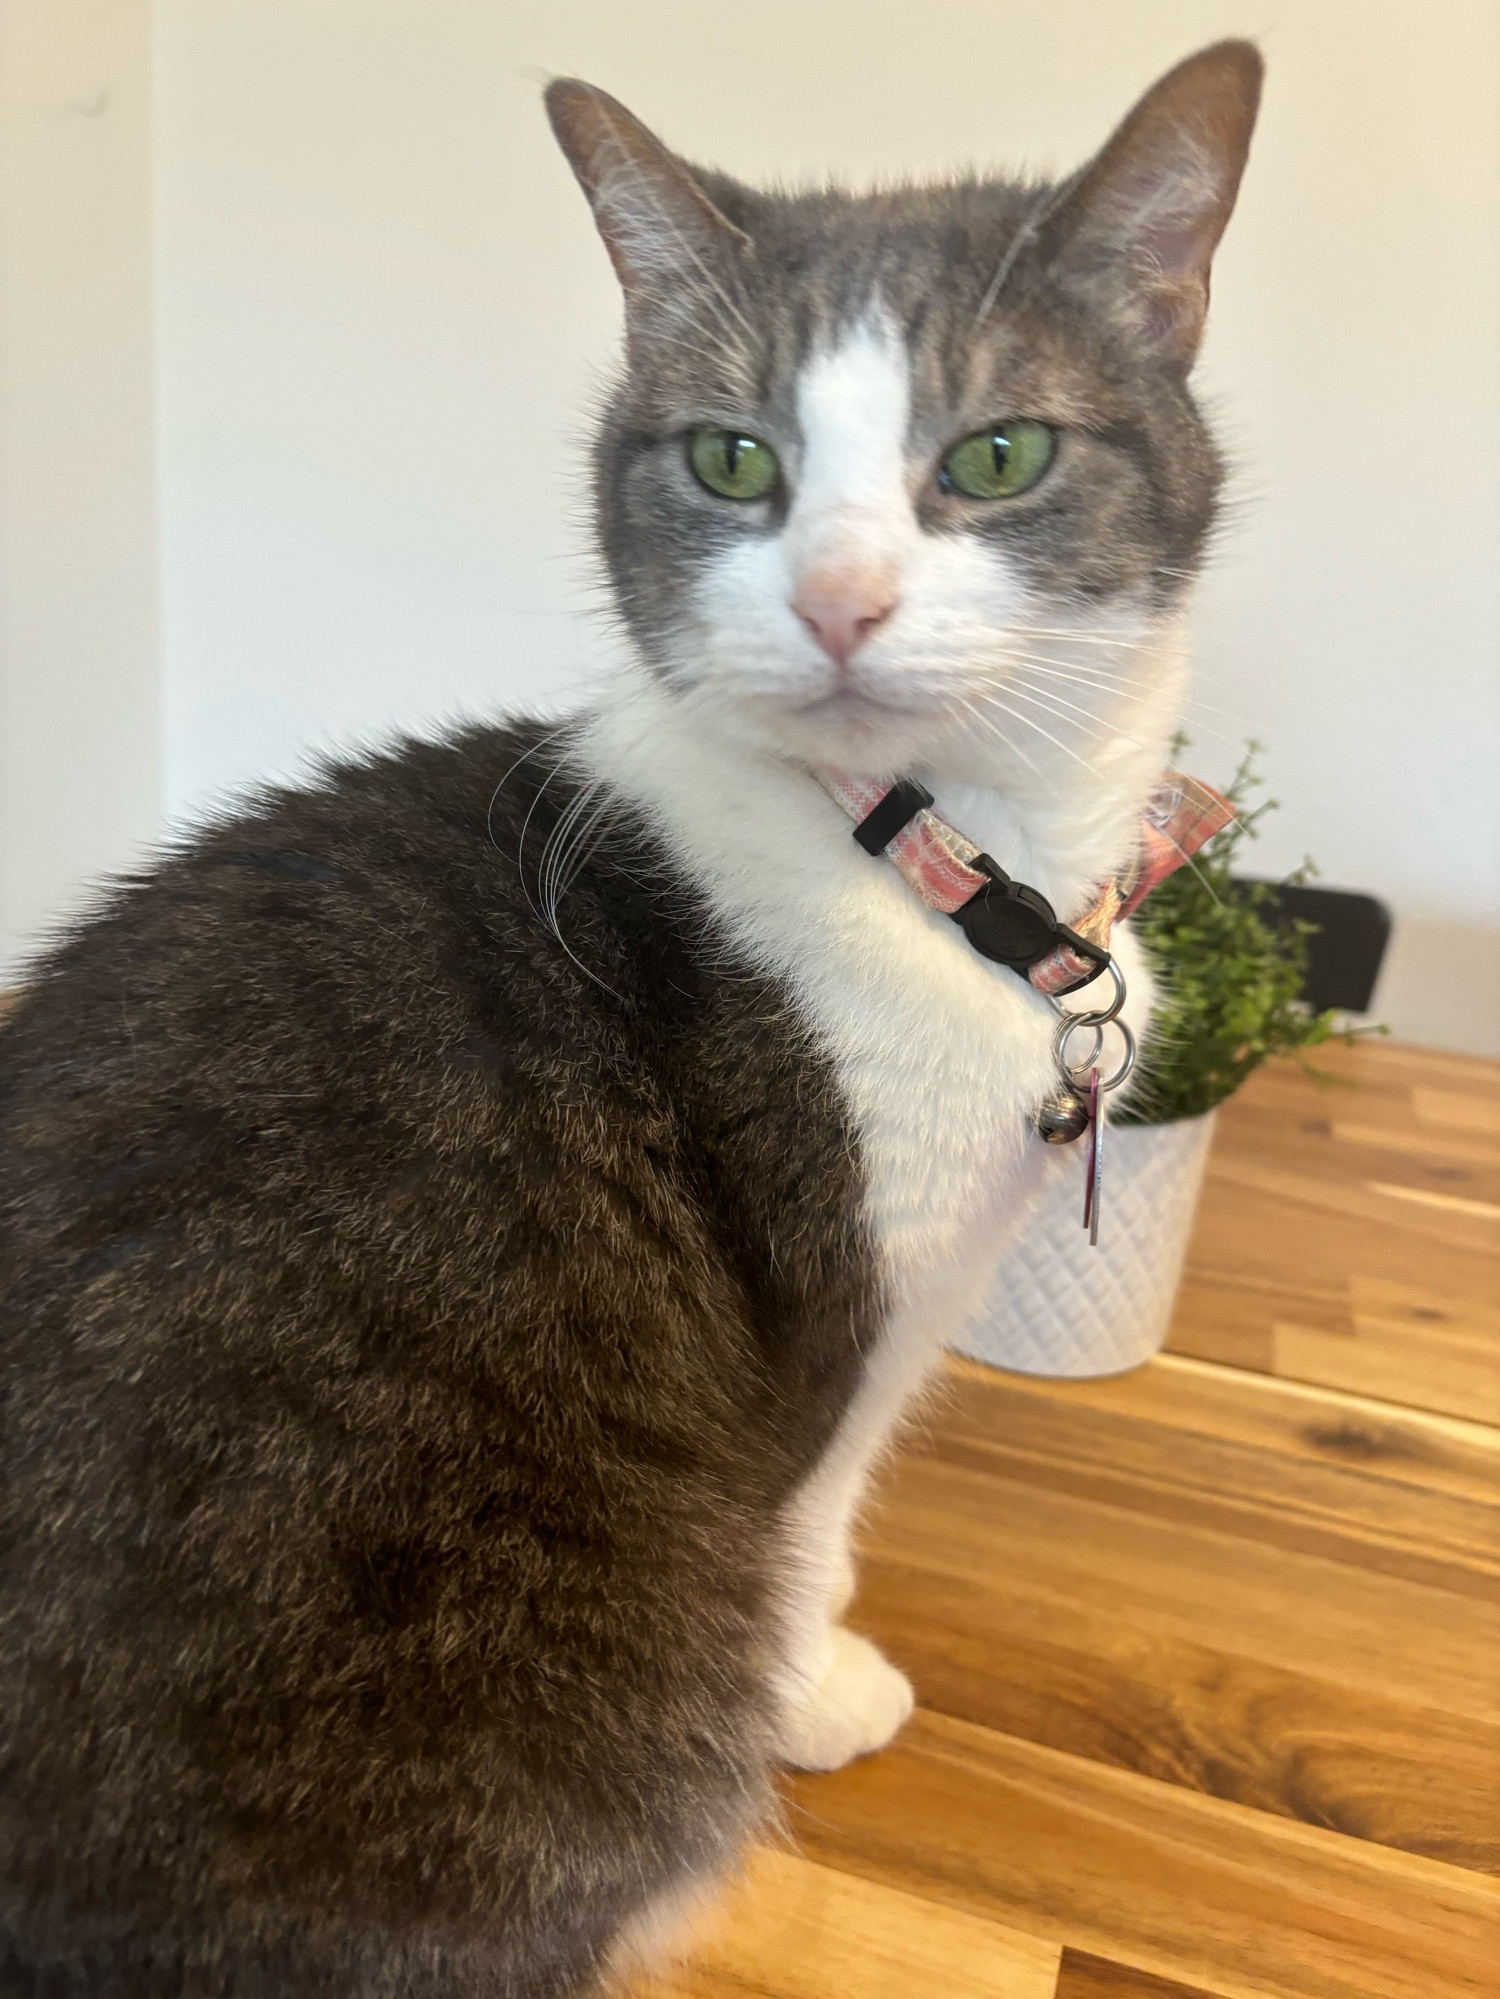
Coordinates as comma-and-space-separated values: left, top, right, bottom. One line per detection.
586, 619, 1190, 931
919, 615, 1192, 918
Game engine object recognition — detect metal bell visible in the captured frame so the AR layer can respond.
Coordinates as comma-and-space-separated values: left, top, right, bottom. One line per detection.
1035, 1086, 1091, 1145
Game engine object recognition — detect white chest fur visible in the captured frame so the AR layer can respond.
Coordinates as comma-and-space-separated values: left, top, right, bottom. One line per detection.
579, 669, 1163, 1719
581, 675, 1094, 1337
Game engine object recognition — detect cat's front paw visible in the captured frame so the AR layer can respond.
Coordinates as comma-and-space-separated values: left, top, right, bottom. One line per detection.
775, 1626, 915, 1772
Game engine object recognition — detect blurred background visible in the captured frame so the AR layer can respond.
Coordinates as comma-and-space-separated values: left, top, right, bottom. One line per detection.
1, 0, 1496, 1048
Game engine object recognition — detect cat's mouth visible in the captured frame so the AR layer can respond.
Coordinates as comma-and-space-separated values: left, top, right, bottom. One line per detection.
795, 687, 920, 721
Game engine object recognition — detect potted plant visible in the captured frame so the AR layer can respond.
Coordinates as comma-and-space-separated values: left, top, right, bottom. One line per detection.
958, 747, 1359, 1379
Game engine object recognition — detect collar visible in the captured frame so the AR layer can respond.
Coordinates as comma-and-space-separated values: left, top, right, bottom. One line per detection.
813, 767, 1233, 998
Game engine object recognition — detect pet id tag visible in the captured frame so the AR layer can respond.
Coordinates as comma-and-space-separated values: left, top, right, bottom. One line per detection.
1082, 1067, 1103, 1246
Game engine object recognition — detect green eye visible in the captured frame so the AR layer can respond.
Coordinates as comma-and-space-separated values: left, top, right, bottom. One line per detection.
688, 429, 779, 502
940, 421, 1055, 500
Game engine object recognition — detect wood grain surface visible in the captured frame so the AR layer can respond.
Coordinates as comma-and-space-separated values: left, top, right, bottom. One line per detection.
633, 1045, 1500, 1996
1168, 1042, 1500, 1420
785, 1712, 1497, 1999
1054, 1952, 1220, 1999
630, 1847, 1061, 1999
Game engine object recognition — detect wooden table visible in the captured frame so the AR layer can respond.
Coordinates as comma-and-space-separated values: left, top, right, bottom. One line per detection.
637, 1042, 1500, 1999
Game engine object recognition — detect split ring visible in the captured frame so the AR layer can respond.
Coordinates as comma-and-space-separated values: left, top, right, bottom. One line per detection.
1053, 1012, 1138, 1094
1048, 957, 1128, 1029
1053, 1013, 1104, 1077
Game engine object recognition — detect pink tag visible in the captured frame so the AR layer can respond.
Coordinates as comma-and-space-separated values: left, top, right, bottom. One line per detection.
1083, 1067, 1101, 1230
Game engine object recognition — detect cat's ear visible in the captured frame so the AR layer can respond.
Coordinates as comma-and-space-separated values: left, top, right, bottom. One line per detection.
1045, 40, 1262, 366
545, 80, 752, 313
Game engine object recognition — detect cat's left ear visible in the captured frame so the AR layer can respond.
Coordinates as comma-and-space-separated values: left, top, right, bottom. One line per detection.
545, 80, 752, 317
1046, 40, 1263, 366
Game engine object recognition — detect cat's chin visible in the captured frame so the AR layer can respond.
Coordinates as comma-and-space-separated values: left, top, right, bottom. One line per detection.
796, 687, 917, 721
746, 707, 937, 778
792, 687, 929, 761
677, 678, 942, 777
706, 694, 1022, 789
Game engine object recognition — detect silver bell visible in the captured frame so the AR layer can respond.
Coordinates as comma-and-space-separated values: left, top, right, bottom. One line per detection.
1036, 1086, 1091, 1145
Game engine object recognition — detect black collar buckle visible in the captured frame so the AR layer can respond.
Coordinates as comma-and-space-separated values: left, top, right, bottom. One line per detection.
847, 780, 1110, 993
953, 856, 1109, 987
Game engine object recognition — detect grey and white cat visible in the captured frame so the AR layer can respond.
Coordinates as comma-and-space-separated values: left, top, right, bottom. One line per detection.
558, 37, 1256, 1765
0, 42, 1260, 1998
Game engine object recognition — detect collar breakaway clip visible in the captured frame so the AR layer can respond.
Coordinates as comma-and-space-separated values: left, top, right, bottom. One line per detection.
813, 764, 1235, 1246
849, 777, 1109, 992
814, 765, 1233, 999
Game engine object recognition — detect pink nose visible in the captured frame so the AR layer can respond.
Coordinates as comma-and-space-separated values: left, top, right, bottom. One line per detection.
793, 566, 899, 668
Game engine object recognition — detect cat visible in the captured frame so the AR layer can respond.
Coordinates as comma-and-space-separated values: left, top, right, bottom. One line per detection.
0, 40, 1261, 1999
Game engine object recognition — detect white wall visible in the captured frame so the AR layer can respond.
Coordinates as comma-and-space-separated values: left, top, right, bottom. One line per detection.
7, 1, 1499, 1049
0, 0, 161, 969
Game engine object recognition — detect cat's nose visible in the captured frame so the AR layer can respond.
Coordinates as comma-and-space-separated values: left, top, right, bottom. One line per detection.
793, 565, 900, 667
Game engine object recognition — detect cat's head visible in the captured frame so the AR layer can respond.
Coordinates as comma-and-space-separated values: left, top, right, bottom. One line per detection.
548, 43, 1261, 786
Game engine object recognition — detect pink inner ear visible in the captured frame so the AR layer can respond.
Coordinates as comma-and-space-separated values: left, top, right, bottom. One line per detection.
1124, 157, 1231, 357
545, 77, 752, 304
1052, 41, 1262, 362
1134, 175, 1226, 283
1129, 188, 1218, 348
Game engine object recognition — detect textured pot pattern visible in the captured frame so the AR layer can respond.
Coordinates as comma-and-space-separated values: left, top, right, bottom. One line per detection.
956, 1111, 1217, 1380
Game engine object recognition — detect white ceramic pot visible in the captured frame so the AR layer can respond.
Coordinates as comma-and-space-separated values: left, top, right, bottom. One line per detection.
956, 1111, 1216, 1379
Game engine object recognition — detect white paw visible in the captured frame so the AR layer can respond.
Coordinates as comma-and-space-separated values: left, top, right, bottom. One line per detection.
775, 1626, 915, 1772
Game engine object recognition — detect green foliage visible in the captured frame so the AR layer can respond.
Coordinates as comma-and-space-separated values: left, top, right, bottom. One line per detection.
1116, 743, 1365, 1127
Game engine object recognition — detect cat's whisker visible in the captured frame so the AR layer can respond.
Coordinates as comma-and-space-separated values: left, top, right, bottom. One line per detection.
487, 722, 577, 859
1007, 669, 1243, 749
536, 787, 628, 999
499, 729, 586, 931
996, 651, 1245, 743
535, 677, 733, 979
1002, 673, 1156, 753
544, 789, 621, 924
993, 638, 1153, 681
944, 690, 1043, 775
972, 182, 1062, 328
912, 635, 1153, 698
1004, 657, 1192, 721
964, 687, 1100, 776
1000, 623, 1148, 650
1010, 648, 1243, 718
997, 629, 1248, 722
998, 651, 1154, 696
537, 779, 600, 914
641, 327, 749, 373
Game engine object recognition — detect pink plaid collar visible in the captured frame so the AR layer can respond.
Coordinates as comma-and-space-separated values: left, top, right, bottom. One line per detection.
813, 768, 1233, 998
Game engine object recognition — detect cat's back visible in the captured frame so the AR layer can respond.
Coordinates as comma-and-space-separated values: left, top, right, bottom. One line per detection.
0, 716, 867, 1387
2, 719, 566, 1152
0, 720, 672, 1300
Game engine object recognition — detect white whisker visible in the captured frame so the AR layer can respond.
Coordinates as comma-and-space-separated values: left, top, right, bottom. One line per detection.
1003, 673, 1154, 754
1000, 651, 1152, 695
1007, 644, 1240, 717
997, 648, 1243, 744
965, 687, 1099, 775
1000, 623, 1146, 650
945, 690, 1043, 775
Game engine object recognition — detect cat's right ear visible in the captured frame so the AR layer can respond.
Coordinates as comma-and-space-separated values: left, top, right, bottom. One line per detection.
545, 81, 752, 317
1042, 40, 1263, 367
